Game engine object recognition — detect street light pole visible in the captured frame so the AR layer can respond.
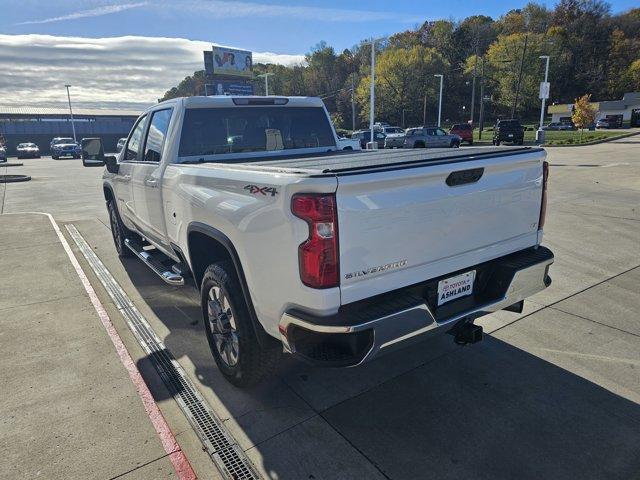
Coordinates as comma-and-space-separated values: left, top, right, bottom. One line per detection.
368, 38, 376, 149
257, 73, 274, 95
434, 74, 443, 127
65, 84, 76, 143
538, 55, 550, 131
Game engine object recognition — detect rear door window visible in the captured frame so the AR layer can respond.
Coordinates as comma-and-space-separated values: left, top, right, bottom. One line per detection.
143, 109, 172, 163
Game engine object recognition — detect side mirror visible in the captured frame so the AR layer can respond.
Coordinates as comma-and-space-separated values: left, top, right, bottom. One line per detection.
81, 137, 105, 167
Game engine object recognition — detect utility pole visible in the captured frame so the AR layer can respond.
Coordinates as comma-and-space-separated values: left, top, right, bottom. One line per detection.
423, 92, 427, 126
351, 73, 356, 132
478, 56, 486, 140
64, 84, 76, 143
511, 34, 528, 118
434, 74, 443, 127
470, 46, 478, 124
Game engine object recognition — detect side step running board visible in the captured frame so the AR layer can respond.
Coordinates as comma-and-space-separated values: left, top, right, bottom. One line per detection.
124, 238, 185, 286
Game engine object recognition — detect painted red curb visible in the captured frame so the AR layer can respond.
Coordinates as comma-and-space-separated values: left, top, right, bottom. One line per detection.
44, 214, 197, 480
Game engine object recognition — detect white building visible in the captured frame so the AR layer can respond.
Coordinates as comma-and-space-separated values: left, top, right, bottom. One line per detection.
548, 92, 640, 127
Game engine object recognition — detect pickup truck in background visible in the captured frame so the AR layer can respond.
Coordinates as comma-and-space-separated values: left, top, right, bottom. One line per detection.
82, 95, 553, 387
493, 119, 525, 145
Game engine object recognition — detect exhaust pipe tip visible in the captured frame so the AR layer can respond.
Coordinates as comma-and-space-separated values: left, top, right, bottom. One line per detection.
454, 323, 483, 345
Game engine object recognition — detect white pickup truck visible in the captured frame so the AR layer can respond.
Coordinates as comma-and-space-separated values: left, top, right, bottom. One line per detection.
81, 96, 553, 387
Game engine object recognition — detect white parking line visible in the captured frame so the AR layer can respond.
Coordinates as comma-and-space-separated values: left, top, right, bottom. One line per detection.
2, 212, 196, 480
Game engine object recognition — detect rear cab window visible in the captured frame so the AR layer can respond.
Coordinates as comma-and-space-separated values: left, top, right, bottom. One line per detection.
178, 106, 335, 159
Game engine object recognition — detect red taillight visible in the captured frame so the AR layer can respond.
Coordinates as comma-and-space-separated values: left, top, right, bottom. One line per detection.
539, 161, 549, 230
291, 193, 339, 289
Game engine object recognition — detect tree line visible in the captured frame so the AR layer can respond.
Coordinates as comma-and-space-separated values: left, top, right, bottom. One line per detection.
160, 0, 640, 131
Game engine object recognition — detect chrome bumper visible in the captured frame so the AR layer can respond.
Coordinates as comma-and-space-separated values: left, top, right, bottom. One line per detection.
279, 251, 553, 366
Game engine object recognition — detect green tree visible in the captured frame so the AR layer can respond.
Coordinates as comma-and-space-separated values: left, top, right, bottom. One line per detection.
355, 45, 448, 127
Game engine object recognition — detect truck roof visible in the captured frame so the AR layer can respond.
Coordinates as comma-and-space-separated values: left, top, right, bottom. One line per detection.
156, 96, 326, 109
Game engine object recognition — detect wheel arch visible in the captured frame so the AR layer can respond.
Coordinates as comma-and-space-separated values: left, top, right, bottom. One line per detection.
186, 222, 275, 347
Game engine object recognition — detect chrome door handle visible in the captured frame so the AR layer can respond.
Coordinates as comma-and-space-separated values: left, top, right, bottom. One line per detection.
145, 178, 158, 187
121, 174, 131, 181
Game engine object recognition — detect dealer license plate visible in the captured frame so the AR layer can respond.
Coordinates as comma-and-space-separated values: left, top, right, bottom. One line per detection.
437, 270, 476, 306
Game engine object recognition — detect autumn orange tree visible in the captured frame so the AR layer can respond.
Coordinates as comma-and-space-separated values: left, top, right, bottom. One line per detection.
571, 94, 597, 141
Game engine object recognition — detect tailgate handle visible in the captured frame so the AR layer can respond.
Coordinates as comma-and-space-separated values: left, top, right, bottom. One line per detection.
446, 168, 484, 186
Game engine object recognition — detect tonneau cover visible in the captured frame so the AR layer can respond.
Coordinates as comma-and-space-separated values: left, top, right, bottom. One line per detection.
251, 146, 539, 174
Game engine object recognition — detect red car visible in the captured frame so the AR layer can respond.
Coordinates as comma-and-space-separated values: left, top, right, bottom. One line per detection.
450, 124, 473, 145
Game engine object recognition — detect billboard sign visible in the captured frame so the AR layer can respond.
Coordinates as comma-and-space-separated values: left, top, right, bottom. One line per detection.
205, 81, 254, 96
203, 51, 214, 76
212, 46, 253, 78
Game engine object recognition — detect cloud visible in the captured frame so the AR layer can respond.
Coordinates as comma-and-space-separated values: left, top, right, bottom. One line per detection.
175, 0, 421, 23
0, 34, 305, 110
16, 2, 149, 25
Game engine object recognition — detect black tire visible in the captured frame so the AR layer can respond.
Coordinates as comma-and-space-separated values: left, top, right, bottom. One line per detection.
495, 139, 501, 146
201, 262, 280, 387
52, 155, 58, 159
451, 140, 460, 148
107, 200, 132, 258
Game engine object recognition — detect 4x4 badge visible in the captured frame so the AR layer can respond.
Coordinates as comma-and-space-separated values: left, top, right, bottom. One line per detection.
244, 185, 278, 197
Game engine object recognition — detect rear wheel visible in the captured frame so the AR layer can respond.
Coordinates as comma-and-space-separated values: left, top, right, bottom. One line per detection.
451, 140, 460, 148
494, 139, 501, 146
201, 262, 280, 387
52, 155, 58, 159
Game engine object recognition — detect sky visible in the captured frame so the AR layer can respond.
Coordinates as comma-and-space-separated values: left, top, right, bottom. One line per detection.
0, 0, 637, 110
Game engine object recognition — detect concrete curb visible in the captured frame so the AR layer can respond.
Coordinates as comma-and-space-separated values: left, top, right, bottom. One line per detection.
542, 129, 640, 147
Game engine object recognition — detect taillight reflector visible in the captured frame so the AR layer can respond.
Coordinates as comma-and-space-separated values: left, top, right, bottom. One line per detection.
539, 160, 549, 230
291, 193, 339, 289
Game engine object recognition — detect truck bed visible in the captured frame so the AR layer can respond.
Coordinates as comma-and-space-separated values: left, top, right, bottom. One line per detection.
251, 146, 540, 175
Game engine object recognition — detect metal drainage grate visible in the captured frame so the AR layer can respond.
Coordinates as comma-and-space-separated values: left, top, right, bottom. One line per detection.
66, 224, 261, 480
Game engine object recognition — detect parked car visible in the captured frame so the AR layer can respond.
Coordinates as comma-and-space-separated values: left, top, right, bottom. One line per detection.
16, 142, 41, 159
403, 127, 461, 148
337, 137, 361, 150
50, 137, 81, 159
492, 119, 525, 145
596, 115, 623, 129
83, 95, 553, 387
382, 127, 405, 148
116, 137, 127, 152
351, 130, 386, 149
0, 145, 6, 162
603, 114, 623, 128
450, 124, 473, 145
543, 122, 575, 131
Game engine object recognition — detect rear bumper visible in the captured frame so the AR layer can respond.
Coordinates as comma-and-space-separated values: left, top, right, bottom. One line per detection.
279, 246, 553, 366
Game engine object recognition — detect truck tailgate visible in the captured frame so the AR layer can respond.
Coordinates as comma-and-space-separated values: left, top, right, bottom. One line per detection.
336, 148, 545, 305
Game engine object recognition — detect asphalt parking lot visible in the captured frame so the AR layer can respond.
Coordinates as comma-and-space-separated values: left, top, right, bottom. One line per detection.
1, 138, 639, 479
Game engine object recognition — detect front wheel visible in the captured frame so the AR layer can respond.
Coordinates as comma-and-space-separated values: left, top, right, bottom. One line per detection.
107, 200, 132, 258
202, 262, 280, 387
